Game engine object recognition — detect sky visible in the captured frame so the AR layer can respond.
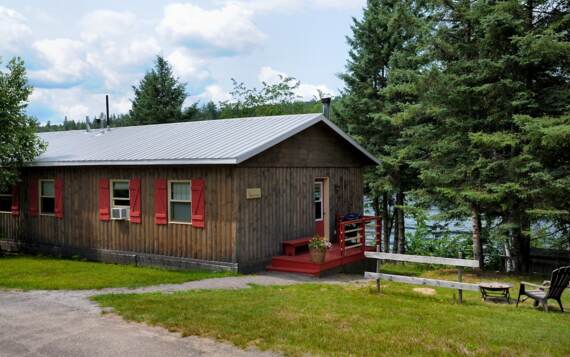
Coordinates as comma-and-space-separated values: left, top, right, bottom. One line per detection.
0, 0, 366, 124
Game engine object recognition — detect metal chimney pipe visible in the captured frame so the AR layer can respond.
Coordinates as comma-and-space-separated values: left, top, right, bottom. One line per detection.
321, 97, 331, 119
105, 94, 110, 129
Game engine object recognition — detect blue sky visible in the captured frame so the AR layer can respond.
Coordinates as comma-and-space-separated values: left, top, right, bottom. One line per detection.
0, 0, 366, 124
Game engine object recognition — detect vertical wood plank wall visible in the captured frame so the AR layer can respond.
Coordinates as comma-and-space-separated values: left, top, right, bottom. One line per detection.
234, 167, 364, 268
7, 166, 236, 263
1, 123, 372, 270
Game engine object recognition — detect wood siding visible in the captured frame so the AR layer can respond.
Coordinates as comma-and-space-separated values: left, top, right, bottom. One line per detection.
234, 167, 364, 268
1, 122, 372, 270
243, 122, 372, 168
8, 166, 236, 263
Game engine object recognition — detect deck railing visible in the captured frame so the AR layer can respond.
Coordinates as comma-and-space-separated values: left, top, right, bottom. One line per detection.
337, 215, 382, 257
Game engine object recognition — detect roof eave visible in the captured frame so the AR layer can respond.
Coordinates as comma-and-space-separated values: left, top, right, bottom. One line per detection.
27, 158, 239, 167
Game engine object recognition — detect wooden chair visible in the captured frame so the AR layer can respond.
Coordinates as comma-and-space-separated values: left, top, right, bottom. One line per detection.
516, 266, 570, 312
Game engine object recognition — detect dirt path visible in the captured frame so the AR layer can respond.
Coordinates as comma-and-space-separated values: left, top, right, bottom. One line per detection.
0, 273, 366, 356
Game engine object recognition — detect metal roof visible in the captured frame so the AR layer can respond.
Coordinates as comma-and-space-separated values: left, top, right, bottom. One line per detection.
32, 113, 379, 167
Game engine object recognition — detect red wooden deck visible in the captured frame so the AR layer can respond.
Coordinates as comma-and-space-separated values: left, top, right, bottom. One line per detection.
266, 243, 366, 276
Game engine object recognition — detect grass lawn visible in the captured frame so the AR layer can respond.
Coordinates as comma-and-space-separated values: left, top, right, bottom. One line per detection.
94, 264, 570, 356
0, 255, 236, 290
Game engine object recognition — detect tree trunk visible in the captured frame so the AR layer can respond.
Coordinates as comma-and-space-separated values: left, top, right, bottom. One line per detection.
520, 212, 531, 273
509, 207, 531, 273
381, 192, 391, 253
471, 203, 483, 271
392, 206, 400, 254
397, 191, 406, 254
372, 194, 382, 250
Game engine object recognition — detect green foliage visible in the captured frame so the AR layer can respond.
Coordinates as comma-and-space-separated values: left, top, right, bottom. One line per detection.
219, 76, 323, 118
339, 0, 570, 271
0, 57, 45, 191
338, 0, 431, 253
405, 208, 473, 259
130, 56, 187, 125
0, 255, 236, 290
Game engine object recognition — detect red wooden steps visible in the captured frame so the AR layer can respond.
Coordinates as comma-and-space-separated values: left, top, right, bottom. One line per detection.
266, 243, 365, 276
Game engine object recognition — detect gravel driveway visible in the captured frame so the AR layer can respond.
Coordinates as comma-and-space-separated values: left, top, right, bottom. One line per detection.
0, 273, 365, 356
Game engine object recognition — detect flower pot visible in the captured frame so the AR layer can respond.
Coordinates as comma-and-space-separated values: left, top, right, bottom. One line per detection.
309, 248, 326, 264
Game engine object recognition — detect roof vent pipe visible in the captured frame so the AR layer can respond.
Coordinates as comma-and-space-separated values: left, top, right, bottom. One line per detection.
105, 94, 110, 130
321, 97, 331, 119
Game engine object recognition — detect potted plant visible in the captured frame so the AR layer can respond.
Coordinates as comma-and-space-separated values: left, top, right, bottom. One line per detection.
308, 234, 331, 263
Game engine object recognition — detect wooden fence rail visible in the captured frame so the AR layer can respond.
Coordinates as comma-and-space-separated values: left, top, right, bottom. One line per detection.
365, 251, 480, 303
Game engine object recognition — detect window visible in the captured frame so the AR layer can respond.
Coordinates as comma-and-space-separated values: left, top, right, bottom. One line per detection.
0, 188, 11, 213
40, 180, 55, 215
111, 180, 130, 208
168, 181, 192, 224
314, 181, 323, 221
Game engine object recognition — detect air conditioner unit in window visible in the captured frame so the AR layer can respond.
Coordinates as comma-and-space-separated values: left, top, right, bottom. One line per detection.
111, 207, 129, 220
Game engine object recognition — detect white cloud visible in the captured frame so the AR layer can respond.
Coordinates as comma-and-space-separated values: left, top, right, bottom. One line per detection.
231, 0, 365, 12
158, 3, 266, 54
0, 6, 32, 52
296, 83, 332, 100
189, 84, 232, 105
258, 66, 287, 84
31, 87, 132, 122
30, 39, 90, 86
80, 10, 137, 43
310, 0, 365, 10
167, 47, 210, 82
258, 66, 333, 100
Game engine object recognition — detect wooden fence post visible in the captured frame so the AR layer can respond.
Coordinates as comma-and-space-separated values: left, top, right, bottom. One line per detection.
376, 245, 381, 293
458, 252, 464, 304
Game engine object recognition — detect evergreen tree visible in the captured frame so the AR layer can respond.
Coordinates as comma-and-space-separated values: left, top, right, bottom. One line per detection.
130, 56, 186, 125
338, 0, 429, 253
0, 57, 45, 190
413, 0, 570, 271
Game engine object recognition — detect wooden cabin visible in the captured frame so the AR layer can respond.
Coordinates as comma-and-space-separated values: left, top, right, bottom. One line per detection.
0, 113, 379, 274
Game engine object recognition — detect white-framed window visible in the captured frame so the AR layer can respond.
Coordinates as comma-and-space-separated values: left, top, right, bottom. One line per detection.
314, 181, 323, 221
39, 179, 55, 215
110, 180, 130, 209
168, 180, 192, 224
0, 187, 11, 213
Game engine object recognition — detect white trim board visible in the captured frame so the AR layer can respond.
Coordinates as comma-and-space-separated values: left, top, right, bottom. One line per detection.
364, 272, 480, 291
365, 252, 480, 268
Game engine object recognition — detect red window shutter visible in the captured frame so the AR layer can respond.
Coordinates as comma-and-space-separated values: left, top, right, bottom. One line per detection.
28, 179, 38, 217
129, 178, 141, 224
98, 178, 110, 221
54, 177, 64, 219
154, 179, 167, 225
11, 185, 20, 217
191, 179, 205, 228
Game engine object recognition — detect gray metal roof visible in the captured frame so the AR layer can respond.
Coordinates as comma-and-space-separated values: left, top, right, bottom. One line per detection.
32, 113, 379, 166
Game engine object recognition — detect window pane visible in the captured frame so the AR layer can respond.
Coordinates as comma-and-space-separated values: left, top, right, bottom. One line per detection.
41, 181, 54, 197
0, 196, 11, 212
41, 197, 55, 214
314, 184, 321, 202
171, 202, 191, 222
113, 181, 130, 199
113, 199, 130, 207
315, 201, 322, 220
171, 183, 190, 201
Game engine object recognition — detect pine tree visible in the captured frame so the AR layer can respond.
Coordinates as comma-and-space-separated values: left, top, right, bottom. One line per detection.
414, 0, 570, 271
338, 0, 429, 253
130, 56, 187, 125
